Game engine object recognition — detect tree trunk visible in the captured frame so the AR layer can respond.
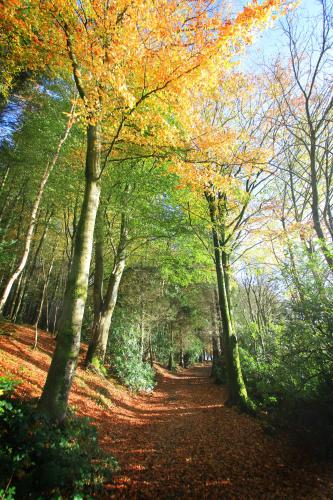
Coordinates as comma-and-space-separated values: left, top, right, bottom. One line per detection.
12, 273, 27, 323
86, 247, 126, 366
0, 164, 9, 192
220, 249, 248, 407
8, 273, 23, 320
85, 202, 128, 367
33, 253, 55, 349
86, 257, 126, 367
211, 292, 221, 377
179, 338, 184, 367
168, 323, 174, 371
148, 330, 154, 368
206, 191, 249, 410
15, 212, 53, 321
168, 351, 174, 371
140, 302, 145, 360
38, 123, 101, 421
84, 208, 104, 366
309, 138, 333, 272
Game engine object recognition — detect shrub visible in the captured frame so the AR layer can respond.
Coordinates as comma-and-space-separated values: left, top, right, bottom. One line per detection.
0, 376, 118, 498
183, 335, 204, 368
211, 358, 227, 385
109, 328, 156, 392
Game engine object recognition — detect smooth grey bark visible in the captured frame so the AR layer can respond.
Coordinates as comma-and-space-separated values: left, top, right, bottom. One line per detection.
33, 252, 55, 349
85, 206, 128, 367
206, 191, 249, 409
38, 123, 101, 421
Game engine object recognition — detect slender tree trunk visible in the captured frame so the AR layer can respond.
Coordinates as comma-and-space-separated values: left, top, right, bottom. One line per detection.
168, 323, 174, 371
309, 138, 333, 272
206, 191, 249, 409
38, 123, 101, 421
8, 273, 23, 319
148, 330, 154, 368
0, 107, 74, 315
16, 212, 53, 321
12, 273, 27, 322
85, 204, 128, 367
46, 251, 66, 333
33, 253, 55, 349
53, 304, 59, 336
0, 164, 9, 192
179, 333, 184, 367
45, 292, 50, 333
140, 302, 145, 360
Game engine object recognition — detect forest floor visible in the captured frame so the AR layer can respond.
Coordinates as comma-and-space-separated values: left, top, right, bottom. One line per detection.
0, 323, 333, 499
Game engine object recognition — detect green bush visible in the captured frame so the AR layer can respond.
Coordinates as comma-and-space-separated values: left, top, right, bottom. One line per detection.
239, 348, 277, 406
0, 377, 20, 417
239, 316, 333, 458
109, 328, 156, 392
211, 358, 227, 385
183, 335, 204, 368
0, 377, 118, 498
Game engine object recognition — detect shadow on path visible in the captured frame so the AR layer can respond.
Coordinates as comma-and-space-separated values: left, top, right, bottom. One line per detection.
1, 323, 332, 499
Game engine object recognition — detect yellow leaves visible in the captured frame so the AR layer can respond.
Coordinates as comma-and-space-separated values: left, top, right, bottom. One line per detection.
0, 0, 290, 207
263, 220, 313, 248
1, 0, 285, 107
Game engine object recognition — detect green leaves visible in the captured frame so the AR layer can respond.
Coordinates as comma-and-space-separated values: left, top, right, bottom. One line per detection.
0, 390, 118, 497
109, 327, 156, 392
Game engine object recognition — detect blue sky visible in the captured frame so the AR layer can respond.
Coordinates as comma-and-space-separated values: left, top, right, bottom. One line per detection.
239, 0, 324, 68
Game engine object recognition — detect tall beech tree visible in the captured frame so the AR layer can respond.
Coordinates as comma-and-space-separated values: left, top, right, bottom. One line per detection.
85, 158, 191, 368
177, 71, 275, 409
1, 0, 290, 420
268, 0, 333, 272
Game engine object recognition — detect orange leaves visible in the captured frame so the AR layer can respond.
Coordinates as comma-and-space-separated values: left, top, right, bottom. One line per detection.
1, 0, 290, 107
1, 0, 290, 186
215, 0, 293, 53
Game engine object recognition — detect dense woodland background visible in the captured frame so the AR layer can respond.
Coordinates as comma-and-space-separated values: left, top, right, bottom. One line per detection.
0, 0, 332, 497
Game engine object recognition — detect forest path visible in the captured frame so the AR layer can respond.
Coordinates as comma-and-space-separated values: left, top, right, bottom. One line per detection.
0, 325, 332, 499
103, 364, 333, 499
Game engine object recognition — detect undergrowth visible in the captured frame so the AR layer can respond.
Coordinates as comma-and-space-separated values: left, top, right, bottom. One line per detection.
0, 377, 118, 499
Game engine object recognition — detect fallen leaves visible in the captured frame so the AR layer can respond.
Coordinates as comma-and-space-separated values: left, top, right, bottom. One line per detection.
0, 322, 333, 499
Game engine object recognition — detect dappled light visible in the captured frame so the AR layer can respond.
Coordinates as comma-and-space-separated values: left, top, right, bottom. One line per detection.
1, 325, 333, 498
0, 0, 333, 497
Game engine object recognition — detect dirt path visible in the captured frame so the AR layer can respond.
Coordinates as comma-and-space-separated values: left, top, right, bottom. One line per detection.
102, 365, 333, 499
1, 325, 333, 499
